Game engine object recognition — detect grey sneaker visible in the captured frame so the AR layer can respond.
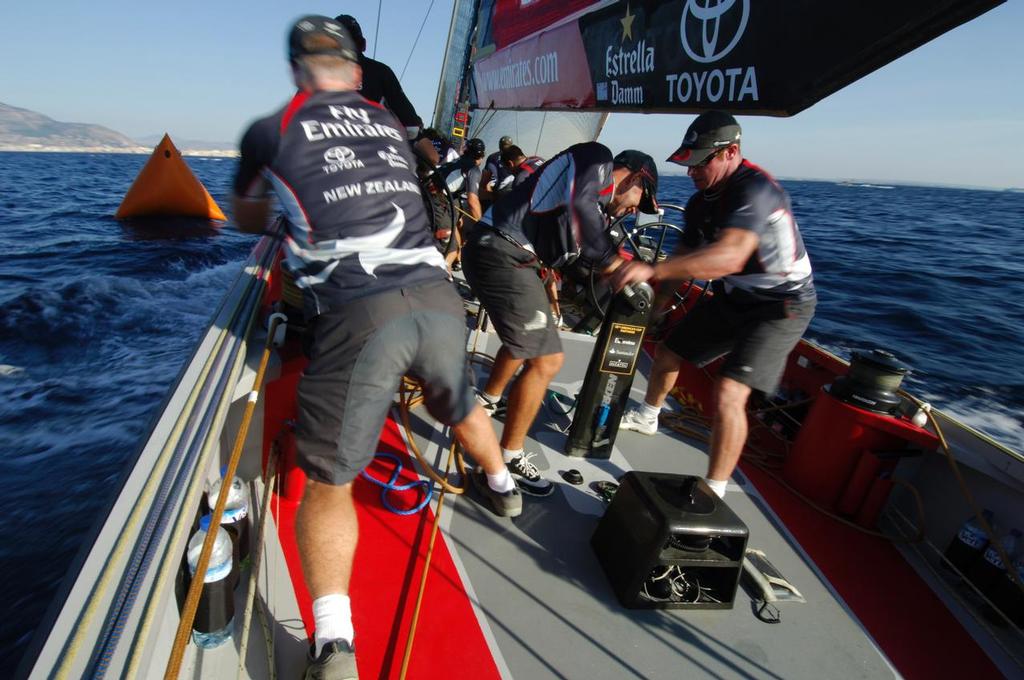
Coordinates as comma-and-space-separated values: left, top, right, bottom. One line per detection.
476, 393, 507, 418
619, 408, 658, 436
306, 639, 358, 680
507, 452, 554, 497
470, 469, 523, 518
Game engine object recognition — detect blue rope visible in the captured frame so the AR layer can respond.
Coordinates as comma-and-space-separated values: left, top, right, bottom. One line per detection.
360, 452, 433, 515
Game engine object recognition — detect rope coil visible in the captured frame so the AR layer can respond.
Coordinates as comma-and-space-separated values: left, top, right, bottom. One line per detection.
361, 453, 434, 515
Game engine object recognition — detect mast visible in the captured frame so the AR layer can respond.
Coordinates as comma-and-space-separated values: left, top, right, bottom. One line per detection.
431, 0, 481, 141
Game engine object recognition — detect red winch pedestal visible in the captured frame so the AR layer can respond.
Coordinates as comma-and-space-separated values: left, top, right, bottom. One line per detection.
783, 388, 938, 525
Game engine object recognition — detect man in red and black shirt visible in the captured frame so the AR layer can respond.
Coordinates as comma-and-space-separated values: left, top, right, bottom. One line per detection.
232, 16, 520, 679
462, 143, 658, 497
613, 111, 816, 501
495, 144, 545, 199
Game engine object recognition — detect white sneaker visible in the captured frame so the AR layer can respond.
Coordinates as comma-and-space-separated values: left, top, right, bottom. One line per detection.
476, 393, 507, 418
506, 452, 553, 496
619, 408, 658, 436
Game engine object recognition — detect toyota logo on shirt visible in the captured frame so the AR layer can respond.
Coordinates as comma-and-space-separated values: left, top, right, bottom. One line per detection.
322, 146, 365, 173
680, 0, 750, 64
324, 146, 357, 165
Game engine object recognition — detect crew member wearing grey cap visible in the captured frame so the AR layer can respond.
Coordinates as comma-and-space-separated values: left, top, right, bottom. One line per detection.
480, 134, 515, 205
463, 144, 659, 498
613, 110, 816, 500
232, 16, 521, 679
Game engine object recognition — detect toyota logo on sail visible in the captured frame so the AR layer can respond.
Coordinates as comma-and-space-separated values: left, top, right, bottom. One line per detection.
680, 0, 750, 64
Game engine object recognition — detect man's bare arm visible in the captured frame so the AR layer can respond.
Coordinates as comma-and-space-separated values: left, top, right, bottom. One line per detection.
653, 228, 758, 281
466, 192, 483, 222
610, 228, 759, 291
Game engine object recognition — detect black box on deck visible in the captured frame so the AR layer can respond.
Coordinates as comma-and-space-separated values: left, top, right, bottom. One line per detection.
591, 472, 749, 609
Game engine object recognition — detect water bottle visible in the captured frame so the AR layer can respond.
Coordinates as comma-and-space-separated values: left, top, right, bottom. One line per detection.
943, 509, 993, 577
995, 555, 1024, 627
207, 469, 251, 569
187, 514, 235, 649
971, 528, 1021, 601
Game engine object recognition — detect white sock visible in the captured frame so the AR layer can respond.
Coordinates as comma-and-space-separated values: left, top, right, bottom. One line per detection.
639, 401, 661, 420
705, 478, 728, 499
481, 391, 502, 404
502, 447, 523, 463
486, 467, 515, 493
313, 594, 353, 657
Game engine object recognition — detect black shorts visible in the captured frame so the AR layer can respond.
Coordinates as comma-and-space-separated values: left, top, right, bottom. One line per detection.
295, 279, 476, 486
664, 288, 816, 395
461, 228, 562, 359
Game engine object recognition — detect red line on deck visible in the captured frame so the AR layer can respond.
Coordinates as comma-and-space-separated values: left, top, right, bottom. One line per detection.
272, 416, 501, 680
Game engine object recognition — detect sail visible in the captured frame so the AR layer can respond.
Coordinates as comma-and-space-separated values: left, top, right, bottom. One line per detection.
432, 0, 479, 140
467, 0, 1005, 117
433, 0, 609, 158
466, 109, 607, 160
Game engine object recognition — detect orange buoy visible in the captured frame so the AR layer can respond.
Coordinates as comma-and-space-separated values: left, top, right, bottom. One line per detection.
115, 134, 227, 221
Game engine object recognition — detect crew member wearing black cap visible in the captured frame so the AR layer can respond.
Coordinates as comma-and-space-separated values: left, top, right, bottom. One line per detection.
232, 16, 521, 679
462, 143, 659, 496
450, 137, 487, 222
431, 137, 486, 269
613, 111, 816, 500
334, 14, 422, 139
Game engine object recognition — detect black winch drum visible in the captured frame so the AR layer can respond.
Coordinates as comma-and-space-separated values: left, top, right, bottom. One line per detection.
829, 349, 909, 414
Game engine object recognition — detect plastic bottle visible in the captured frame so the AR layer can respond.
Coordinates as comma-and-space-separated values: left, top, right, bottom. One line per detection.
943, 509, 993, 576
187, 514, 235, 649
971, 528, 1021, 601
207, 469, 251, 569
995, 555, 1024, 627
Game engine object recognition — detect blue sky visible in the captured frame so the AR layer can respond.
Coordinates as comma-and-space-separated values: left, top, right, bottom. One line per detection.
1, 1, 1021, 188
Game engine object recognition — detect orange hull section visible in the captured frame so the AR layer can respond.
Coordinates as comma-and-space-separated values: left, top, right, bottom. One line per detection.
115, 134, 226, 221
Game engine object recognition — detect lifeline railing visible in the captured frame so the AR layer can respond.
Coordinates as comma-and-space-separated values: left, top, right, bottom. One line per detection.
25, 224, 282, 680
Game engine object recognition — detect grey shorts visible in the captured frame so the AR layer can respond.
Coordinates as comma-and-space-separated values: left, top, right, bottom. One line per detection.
664, 288, 816, 395
461, 228, 562, 359
296, 279, 477, 486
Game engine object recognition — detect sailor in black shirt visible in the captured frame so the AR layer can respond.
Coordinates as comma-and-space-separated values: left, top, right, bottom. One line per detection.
334, 14, 422, 139
462, 143, 659, 496
431, 138, 485, 268
613, 111, 816, 501
232, 16, 520, 677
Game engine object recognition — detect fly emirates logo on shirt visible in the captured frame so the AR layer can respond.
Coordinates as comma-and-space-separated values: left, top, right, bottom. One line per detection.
299, 105, 405, 143
296, 104, 421, 206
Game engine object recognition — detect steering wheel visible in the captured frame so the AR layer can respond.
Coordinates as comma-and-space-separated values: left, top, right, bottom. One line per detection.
578, 206, 689, 324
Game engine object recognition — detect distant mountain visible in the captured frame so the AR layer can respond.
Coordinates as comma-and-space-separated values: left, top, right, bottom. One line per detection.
135, 133, 235, 152
0, 101, 143, 151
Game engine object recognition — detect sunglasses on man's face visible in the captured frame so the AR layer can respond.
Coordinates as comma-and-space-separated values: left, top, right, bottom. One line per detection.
692, 146, 730, 168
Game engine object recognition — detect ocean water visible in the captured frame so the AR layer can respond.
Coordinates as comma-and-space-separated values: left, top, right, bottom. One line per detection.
0, 152, 1022, 670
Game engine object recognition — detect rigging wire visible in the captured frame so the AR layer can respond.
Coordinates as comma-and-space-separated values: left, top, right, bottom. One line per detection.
372, 0, 383, 59
400, 0, 438, 82
534, 111, 548, 156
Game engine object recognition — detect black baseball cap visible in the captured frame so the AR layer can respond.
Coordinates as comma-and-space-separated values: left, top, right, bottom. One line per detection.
667, 110, 742, 166
465, 138, 486, 159
498, 135, 514, 149
613, 149, 659, 213
334, 14, 368, 53
288, 16, 359, 63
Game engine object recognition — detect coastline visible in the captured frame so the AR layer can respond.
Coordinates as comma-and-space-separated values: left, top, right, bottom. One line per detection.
3, 148, 1017, 190
0, 145, 238, 158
